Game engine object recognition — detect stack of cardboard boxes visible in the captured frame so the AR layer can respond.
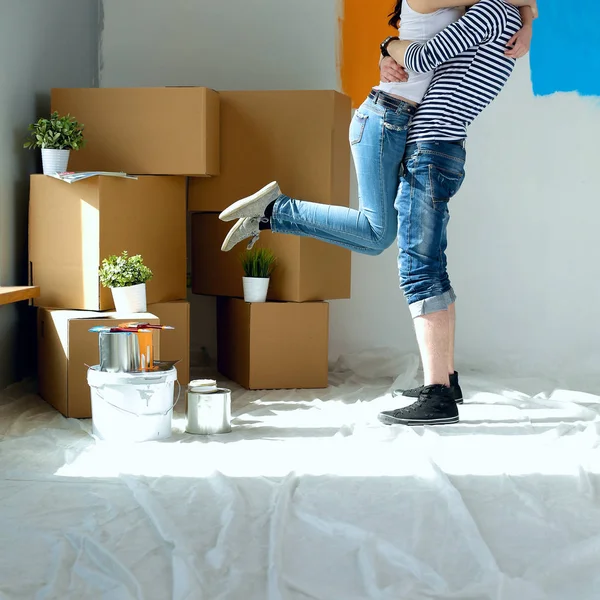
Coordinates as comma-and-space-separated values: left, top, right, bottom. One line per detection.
30, 87, 220, 417
29, 87, 353, 411
189, 91, 353, 390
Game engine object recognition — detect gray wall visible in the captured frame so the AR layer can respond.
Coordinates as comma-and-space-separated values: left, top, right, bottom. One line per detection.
100, 0, 340, 367
100, 1, 600, 382
0, 0, 99, 389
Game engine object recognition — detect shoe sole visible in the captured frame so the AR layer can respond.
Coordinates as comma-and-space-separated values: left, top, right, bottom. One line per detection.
219, 182, 279, 222
378, 413, 459, 426
221, 219, 248, 252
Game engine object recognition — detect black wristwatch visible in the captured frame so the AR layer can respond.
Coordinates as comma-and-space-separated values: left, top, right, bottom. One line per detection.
380, 36, 399, 58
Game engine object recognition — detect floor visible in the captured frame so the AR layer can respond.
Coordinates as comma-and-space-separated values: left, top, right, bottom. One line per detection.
1, 349, 600, 600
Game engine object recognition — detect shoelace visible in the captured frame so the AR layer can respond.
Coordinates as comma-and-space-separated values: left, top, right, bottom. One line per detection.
403, 385, 423, 394
246, 217, 269, 250
247, 233, 260, 250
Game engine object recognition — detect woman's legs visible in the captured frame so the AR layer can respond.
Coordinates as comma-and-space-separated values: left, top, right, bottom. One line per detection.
271, 97, 414, 254
220, 94, 415, 255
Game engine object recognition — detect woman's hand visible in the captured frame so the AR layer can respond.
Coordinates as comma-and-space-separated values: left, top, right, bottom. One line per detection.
507, 0, 538, 19
380, 56, 408, 83
505, 23, 533, 58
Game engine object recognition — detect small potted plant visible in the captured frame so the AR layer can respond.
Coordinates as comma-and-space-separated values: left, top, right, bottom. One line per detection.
24, 111, 85, 175
99, 251, 153, 313
240, 247, 277, 303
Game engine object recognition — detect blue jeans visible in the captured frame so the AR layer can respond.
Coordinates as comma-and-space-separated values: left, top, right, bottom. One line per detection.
271, 94, 414, 255
270, 94, 466, 317
397, 142, 466, 317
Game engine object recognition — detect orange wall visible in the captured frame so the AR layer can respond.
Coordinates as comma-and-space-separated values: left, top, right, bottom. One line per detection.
340, 0, 396, 108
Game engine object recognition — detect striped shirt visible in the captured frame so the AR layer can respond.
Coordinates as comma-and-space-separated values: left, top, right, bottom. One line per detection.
404, 0, 522, 143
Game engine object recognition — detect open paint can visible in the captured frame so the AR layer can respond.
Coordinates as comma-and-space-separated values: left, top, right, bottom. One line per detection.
99, 331, 141, 373
186, 379, 232, 435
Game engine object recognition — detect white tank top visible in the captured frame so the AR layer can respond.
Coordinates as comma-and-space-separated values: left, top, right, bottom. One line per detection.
376, 1, 463, 104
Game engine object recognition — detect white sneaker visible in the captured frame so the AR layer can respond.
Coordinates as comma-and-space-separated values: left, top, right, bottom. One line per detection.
219, 181, 281, 222
221, 218, 261, 252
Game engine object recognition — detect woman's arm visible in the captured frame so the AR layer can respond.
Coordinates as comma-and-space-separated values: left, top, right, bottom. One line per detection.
505, 5, 535, 58
519, 6, 534, 25
507, 0, 538, 18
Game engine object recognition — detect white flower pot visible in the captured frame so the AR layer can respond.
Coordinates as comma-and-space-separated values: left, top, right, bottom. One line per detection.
243, 277, 270, 303
42, 149, 70, 175
111, 283, 148, 313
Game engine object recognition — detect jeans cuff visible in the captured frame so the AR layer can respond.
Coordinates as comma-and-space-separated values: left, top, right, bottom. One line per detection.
409, 289, 456, 318
270, 195, 287, 233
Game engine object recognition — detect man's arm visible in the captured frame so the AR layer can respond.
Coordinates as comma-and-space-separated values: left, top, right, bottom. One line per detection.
387, 0, 508, 73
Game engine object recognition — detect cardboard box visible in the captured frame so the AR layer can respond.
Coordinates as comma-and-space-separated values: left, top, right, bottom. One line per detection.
217, 298, 329, 390
51, 87, 219, 176
148, 301, 190, 386
188, 90, 351, 212
29, 175, 187, 311
38, 308, 161, 418
191, 213, 350, 302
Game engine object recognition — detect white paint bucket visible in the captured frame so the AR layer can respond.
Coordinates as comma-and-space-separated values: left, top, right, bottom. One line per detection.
87, 366, 179, 442
242, 277, 270, 302
111, 283, 147, 313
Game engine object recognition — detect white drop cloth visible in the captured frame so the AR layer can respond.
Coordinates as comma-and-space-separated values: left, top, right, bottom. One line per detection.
1, 349, 600, 600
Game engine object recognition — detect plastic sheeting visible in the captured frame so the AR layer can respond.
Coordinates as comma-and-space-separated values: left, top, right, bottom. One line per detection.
1, 349, 600, 600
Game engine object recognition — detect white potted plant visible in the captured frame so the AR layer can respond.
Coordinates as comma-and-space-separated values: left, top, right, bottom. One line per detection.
24, 111, 85, 175
99, 251, 153, 313
240, 247, 277, 303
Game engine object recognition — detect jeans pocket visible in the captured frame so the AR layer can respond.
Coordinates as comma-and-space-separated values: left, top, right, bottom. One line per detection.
349, 111, 368, 145
428, 164, 465, 210
383, 110, 411, 133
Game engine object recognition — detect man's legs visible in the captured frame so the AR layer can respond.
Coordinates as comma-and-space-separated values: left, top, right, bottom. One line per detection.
414, 310, 451, 387
380, 141, 466, 426
448, 302, 456, 375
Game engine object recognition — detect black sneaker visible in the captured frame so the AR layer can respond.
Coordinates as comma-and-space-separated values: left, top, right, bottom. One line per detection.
378, 384, 459, 426
392, 371, 463, 404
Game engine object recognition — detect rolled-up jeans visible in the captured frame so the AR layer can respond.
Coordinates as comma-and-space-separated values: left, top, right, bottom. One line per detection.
270, 92, 415, 255
396, 141, 466, 317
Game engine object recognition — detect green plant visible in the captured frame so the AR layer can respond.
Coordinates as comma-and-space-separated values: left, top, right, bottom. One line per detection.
98, 251, 153, 288
240, 248, 277, 278
23, 111, 85, 151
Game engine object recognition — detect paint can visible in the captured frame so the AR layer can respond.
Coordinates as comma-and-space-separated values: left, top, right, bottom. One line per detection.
87, 366, 180, 442
99, 331, 141, 373
186, 379, 232, 435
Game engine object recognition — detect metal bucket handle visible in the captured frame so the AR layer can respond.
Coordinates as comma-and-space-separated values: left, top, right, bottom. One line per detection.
92, 380, 181, 418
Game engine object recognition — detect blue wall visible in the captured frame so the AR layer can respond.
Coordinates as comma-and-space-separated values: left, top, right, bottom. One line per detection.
530, 1, 600, 97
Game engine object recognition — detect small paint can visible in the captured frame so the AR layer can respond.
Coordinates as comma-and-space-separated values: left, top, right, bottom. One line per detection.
186, 379, 232, 435
99, 331, 141, 373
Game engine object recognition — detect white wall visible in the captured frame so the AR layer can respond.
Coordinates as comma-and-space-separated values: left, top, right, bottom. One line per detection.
100, 0, 600, 380
449, 64, 600, 378
0, 0, 98, 389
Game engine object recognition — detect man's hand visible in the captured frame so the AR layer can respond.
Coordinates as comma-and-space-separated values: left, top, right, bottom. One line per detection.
380, 56, 408, 83
505, 24, 533, 58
